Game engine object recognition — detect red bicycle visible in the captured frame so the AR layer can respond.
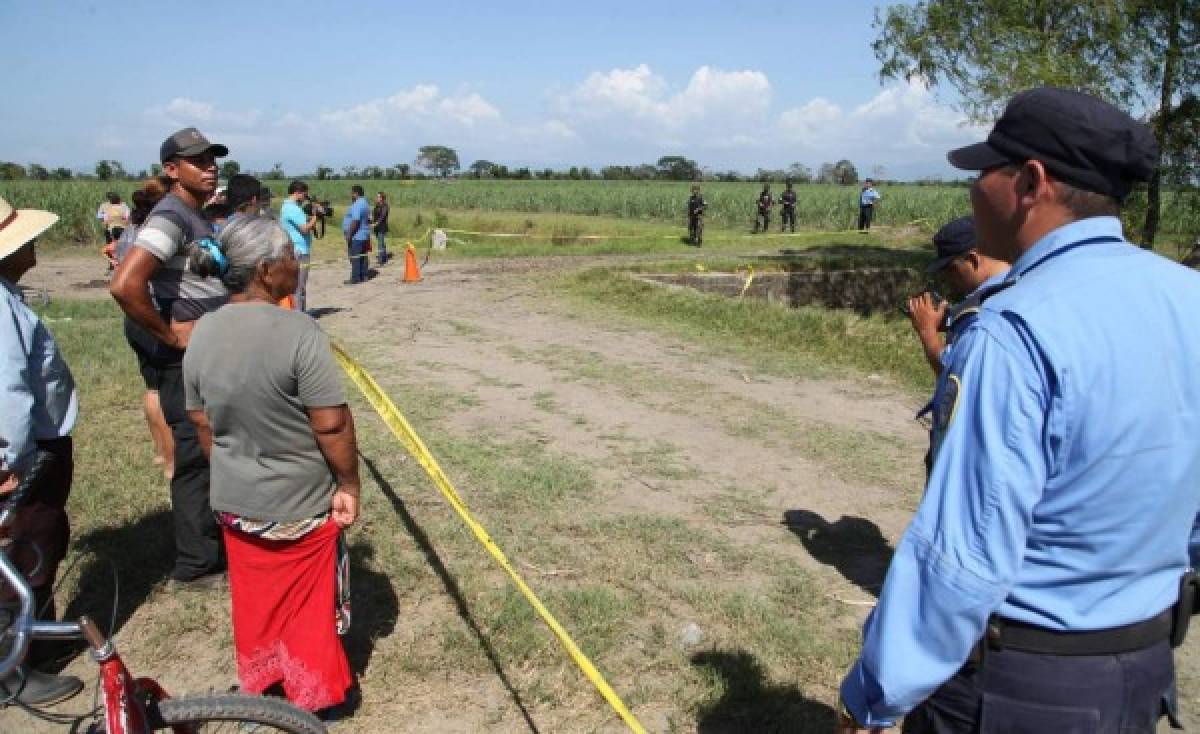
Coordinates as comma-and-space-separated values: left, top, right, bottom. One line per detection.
0, 453, 327, 733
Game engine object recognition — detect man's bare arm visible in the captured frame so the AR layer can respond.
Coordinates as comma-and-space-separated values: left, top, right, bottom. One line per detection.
188, 409, 213, 460
110, 248, 178, 348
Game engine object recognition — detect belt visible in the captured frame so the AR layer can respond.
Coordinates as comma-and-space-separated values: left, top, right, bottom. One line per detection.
970, 609, 1173, 660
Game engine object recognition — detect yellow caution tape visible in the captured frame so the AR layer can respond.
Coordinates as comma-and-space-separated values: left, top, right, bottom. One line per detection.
331, 344, 647, 734
738, 266, 755, 298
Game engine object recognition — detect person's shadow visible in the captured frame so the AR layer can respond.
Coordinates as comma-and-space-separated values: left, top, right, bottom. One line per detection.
782, 510, 893, 598
341, 539, 399, 679
360, 455, 541, 733
691, 649, 837, 733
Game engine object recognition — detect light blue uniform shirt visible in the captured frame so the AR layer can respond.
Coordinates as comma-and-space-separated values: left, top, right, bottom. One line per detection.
280, 199, 312, 256
0, 277, 78, 474
860, 187, 881, 207
342, 198, 370, 242
841, 217, 1200, 727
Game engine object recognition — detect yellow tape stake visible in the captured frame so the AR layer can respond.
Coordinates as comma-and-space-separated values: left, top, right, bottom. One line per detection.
331, 344, 648, 734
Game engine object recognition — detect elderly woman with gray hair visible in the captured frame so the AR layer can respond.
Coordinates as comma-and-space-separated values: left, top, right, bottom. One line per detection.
182, 214, 359, 718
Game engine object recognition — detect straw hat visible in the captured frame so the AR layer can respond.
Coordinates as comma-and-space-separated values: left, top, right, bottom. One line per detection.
0, 196, 59, 261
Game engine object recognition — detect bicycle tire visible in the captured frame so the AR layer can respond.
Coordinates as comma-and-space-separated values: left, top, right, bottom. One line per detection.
150, 693, 328, 733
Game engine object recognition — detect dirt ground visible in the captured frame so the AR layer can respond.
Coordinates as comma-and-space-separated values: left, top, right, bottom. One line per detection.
9, 254, 1199, 733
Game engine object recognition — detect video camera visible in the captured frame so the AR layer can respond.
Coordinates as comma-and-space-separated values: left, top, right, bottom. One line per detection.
899, 289, 945, 317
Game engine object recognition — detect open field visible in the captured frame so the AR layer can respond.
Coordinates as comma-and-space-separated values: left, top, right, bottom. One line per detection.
5, 241, 1199, 733
2, 180, 1197, 256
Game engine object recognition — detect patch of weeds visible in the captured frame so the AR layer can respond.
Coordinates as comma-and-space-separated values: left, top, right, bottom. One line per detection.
615, 439, 701, 482
446, 319, 484, 337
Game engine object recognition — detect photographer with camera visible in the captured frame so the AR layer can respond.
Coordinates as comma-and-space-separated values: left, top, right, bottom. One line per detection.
906, 216, 1009, 377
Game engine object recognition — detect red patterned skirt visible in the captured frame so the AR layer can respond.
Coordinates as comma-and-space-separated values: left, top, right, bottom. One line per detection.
224, 519, 352, 712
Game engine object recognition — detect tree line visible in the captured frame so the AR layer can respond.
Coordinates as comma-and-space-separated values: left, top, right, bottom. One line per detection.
0, 150, 871, 185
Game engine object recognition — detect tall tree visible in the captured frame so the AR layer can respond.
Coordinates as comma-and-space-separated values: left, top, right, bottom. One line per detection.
315, 165, 334, 180
219, 160, 241, 180
833, 160, 860, 185
415, 145, 460, 178
873, 0, 1198, 245
27, 164, 49, 180
468, 160, 497, 178
655, 155, 701, 181
95, 160, 114, 180
0, 162, 27, 180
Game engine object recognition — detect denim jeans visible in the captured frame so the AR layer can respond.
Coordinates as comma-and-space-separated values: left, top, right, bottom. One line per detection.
294, 253, 310, 311
347, 238, 368, 282
375, 230, 388, 264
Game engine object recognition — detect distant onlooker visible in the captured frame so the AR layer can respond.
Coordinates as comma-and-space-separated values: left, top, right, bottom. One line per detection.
342, 185, 370, 285
371, 192, 390, 266
281, 180, 318, 312
100, 193, 131, 273
858, 178, 882, 232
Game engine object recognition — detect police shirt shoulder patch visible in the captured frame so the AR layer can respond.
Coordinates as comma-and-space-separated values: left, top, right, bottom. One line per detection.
937, 374, 962, 433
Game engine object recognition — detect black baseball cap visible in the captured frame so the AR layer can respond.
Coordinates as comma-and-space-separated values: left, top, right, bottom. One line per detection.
927, 216, 977, 273
159, 127, 229, 163
947, 87, 1156, 201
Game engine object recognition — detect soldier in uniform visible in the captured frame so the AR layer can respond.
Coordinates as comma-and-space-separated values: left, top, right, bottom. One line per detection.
837, 87, 1200, 733
686, 184, 706, 246
780, 181, 798, 233
753, 184, 772, 233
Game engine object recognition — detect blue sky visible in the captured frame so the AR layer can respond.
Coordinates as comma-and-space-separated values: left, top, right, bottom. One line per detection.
0, 1, 984, 179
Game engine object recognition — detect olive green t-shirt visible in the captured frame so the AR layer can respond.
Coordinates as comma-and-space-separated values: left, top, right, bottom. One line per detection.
183, 303, 346, 522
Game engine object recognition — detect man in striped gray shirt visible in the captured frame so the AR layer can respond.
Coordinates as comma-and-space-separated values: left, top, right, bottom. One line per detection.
110, 127, 229, 588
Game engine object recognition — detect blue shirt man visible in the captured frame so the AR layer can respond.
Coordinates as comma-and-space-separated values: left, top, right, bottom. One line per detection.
838, 88, 1192, 733
343, 192, 370, 242
280, 197, 312, 256
341, 185, 371, 284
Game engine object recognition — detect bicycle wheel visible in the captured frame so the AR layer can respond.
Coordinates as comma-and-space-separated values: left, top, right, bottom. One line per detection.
149, 693, 327, 733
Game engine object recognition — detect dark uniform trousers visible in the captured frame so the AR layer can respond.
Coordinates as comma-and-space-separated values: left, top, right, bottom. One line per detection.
902, 640, 1178, 733
157, 366, 224, 581
755, 209, 770, 232
858, 204, 875, 231
781, 206, 796, 232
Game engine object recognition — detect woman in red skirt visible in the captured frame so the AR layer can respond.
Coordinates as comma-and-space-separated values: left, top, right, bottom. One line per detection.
180, 214, 360, 719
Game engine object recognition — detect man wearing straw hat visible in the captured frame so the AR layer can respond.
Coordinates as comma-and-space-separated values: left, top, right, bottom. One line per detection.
0, 196, 85, 705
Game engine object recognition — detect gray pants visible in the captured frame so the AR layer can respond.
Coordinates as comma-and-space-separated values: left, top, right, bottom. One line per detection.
295, 253, 310, 312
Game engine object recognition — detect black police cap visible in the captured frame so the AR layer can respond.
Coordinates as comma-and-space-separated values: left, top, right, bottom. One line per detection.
927, 216, 977, 273
947, 87, 1157, 201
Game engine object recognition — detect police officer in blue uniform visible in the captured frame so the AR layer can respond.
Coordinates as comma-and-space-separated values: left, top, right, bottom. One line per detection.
837, 87, 1200, 733
906, 216, 1009, 378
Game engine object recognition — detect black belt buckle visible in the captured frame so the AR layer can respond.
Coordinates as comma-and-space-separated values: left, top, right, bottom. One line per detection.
1171, 569, 1198, 648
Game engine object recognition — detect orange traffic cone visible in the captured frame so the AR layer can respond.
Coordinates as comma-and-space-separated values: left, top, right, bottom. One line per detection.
402, 241, 422, 283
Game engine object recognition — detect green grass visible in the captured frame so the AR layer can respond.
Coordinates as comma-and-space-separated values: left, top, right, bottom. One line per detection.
7, 178, 1196, 253
558, 265, 932, 392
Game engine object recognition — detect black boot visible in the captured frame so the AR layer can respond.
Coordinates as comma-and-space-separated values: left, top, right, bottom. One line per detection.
0, 666, 83, 706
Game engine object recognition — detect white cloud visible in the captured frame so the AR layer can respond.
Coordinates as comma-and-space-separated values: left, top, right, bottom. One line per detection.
437, 93, 501, 126
318, 85, 500, 137
561, 64, 771, 141
114, 73, 980, 178
775, 80, 986, 173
